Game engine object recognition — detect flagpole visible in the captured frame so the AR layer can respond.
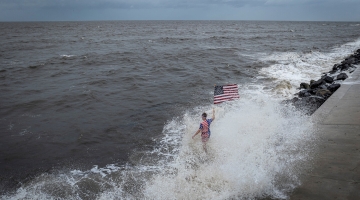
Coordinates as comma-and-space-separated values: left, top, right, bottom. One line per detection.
213, 84, 217, 118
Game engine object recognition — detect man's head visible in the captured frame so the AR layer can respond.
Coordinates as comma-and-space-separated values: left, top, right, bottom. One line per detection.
202, 112, 207, 119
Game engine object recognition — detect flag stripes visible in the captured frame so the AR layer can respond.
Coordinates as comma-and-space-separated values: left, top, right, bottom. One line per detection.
214, 84, 240, 104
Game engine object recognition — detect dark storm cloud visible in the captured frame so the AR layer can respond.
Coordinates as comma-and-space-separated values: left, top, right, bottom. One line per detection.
0, 0, 258, 9
1, 0, 359, 9
0, 0, 359, 21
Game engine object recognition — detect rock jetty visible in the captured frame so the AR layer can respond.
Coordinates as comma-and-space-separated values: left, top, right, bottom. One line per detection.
284, 49, 360, 115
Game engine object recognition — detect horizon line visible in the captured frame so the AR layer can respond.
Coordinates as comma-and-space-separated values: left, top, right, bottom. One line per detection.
1, 19, 360, 23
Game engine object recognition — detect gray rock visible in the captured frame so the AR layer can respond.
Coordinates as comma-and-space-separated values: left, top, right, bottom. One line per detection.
322, 76, 334, 83
342, 57, 357, 65
336, 73, 348, 80
300, 82, 310, 89
332, 64, 340, 71
329, 69, 338, 74
316, 89, 332, 98
283, 49, 359, 116
319, 85, 328, 90
340, 64, 350, 71
327, 84, 341, 92
310, 79, 325, 89
298, 90, 312, 97
292, 96, 326, 115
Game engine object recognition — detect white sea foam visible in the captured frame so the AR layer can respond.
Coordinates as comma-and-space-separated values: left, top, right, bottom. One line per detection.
260, 38, 360, 97
142, 93, 315, 199
60, 54, 75, 58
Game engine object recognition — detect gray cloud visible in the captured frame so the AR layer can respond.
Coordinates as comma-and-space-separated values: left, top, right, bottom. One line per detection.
0, 0, 359, 21
2, 0, 360, 9
1, 0, 257, 9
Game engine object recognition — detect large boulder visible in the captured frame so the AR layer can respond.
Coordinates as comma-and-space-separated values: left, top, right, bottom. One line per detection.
310, 79, 325, 89
332, 64, 340, 71
315, 89, 332, 98
300, 82, 310, 89
342, 57, 357, 65
327, 84, 341, 92
336, 73, 348, 81
329, 69, 338, 74
322, 75, 334, 83
298, 89, 312, 97
340, 64, 350, 71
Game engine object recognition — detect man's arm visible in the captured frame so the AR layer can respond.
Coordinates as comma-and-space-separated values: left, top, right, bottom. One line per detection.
212, 108, 215, 121
192, 129, 201, 139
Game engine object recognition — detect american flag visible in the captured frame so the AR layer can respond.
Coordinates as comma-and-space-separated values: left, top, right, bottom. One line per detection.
214, 84, 240, 104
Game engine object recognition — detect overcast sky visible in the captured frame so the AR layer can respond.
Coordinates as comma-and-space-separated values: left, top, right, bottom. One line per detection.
0, 0, 359, 21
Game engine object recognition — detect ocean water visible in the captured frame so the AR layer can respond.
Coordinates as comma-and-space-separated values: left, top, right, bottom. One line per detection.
0, 21, 359, 199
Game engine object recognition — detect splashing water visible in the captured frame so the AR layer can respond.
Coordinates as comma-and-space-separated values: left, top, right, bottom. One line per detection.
2, 92, 316, 200
260, 38, 360, 97
143, 93, 315, 200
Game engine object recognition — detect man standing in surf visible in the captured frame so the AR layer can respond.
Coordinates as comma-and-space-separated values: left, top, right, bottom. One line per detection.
192, 108, 215, 153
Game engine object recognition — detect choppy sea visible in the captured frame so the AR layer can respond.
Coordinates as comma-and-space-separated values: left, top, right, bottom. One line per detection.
0, 21, 359, 199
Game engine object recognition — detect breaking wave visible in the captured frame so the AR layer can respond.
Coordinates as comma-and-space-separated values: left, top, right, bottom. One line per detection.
2, 92, 316, 200
260, 38, 360, 97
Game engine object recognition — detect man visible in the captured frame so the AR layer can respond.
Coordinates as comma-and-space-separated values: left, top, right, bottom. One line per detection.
192, 108, 215, 152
